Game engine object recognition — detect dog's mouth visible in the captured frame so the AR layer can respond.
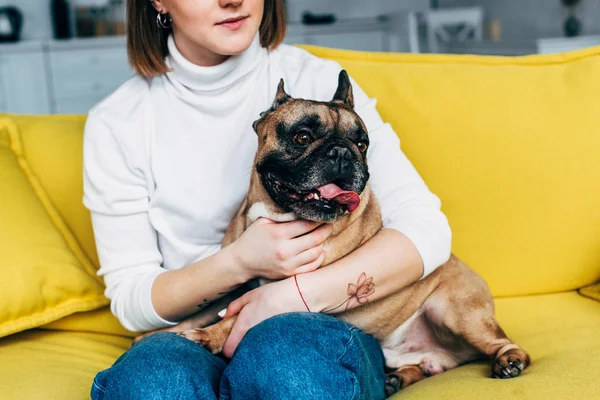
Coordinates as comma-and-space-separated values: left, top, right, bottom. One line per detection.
265, 173, 360, 213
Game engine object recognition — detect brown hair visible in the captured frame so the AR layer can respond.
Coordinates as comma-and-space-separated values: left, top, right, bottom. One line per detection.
127, 0, 287, 77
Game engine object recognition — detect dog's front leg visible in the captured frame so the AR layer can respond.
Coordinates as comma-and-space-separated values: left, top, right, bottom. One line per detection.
179, 317, 237, 355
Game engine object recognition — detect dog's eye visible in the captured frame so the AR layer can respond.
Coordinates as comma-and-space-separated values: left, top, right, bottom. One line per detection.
357, 142, 368, 153
294, 132, 312, 146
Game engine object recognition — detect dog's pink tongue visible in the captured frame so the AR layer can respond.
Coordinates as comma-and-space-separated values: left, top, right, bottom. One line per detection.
317, 184, 360, 212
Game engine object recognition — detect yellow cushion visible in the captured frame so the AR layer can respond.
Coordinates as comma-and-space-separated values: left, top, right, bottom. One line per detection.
0, 116, 108, 339
1, 292, 597, 399
303, 45, 600, 297
7, 114, 100, 268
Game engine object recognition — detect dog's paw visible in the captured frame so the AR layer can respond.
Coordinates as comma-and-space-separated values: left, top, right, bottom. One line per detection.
385, 373, 402, 397
178, 328, 223, 354
492, 349, 527, 379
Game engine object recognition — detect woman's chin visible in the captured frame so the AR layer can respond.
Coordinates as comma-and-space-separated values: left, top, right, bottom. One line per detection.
212, 27, 259, 56
219, 39, 255, 56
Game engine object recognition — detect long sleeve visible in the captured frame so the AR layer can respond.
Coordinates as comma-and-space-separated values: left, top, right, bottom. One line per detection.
82, 111, 178, 332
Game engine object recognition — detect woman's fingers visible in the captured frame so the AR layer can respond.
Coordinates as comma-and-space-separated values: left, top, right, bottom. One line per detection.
293, 251, 326, 274
280, 220, 323, 239
223, 313, 251, 358
289, 223, 332, 254
222, 292, 252, 319
292, 243, 325, 268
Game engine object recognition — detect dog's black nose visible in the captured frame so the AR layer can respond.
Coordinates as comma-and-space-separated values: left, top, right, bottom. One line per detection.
327, 146, 352, 174
327, 146, 351, 160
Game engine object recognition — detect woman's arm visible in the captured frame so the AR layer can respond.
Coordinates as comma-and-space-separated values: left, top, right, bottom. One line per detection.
151, 246, 244, 322
84, 113, 183, 332
152, 218, 331, 322
220, 229, 424, 357
298, 229, 422, 314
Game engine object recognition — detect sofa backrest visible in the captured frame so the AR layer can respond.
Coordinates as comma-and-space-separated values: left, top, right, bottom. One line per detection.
6, 45, 600, 300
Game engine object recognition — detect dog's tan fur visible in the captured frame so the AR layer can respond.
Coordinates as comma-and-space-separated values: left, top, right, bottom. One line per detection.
135, 72, 530, 396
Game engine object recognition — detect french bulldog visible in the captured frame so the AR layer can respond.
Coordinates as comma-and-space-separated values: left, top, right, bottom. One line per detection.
136, 70, 530, 396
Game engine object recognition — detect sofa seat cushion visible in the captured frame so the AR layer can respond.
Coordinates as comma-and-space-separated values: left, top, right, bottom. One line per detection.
1, 291, 598, 399
0, 330, 130, 400
40, 306, 136, 338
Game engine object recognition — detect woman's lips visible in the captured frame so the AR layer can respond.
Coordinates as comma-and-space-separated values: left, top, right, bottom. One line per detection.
216, 16, 248, 31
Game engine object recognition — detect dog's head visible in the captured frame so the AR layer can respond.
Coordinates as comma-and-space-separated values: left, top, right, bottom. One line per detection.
252, 70, 371, 222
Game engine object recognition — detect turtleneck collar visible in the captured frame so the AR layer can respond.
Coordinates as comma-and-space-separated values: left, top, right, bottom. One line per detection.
165, 33, 265, 93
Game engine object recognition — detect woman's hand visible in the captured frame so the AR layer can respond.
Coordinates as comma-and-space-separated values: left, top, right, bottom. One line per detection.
229, 218, 332, 281
220, 277, 308, 358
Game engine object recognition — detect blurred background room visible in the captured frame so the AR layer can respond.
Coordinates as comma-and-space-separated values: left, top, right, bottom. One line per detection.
0, 0, 598, 115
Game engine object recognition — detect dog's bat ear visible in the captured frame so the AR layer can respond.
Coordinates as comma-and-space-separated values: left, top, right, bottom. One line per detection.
273, 78, 290, 109
252, 118, 261, 134
253, 79, 289, 134
332, 70, 354, 109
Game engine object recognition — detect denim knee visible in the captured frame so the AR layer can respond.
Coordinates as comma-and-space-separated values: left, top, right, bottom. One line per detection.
91, 332, 226, 400
221, 313, 386, 400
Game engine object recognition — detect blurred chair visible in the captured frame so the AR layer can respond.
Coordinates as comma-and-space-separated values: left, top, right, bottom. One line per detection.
424, 7, 484, 53
407, 11, 420, 53
537, 35, 600, 54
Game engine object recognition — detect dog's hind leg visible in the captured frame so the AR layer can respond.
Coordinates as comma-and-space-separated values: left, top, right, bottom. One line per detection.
382, 347, 462, 396
384, 365, 425, 397
424, 262, 531, 379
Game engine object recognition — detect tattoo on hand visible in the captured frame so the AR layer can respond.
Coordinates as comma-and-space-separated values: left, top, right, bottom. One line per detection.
197, 291, 233, 309
197, 298, 210, 309
323, 272, 375, 313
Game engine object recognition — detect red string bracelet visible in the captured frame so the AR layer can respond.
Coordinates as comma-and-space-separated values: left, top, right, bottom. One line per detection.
294, 275, 311, 312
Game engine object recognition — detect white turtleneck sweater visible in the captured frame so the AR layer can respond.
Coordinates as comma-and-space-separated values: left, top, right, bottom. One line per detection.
83, 34, 452, 332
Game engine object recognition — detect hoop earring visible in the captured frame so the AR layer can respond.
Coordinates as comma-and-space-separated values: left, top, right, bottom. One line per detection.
156, 12, 172, 29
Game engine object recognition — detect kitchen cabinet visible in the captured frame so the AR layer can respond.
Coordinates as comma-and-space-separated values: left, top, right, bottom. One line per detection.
46, 37, 134, 114
0, 44, 50, 114
0, 37, 134, 115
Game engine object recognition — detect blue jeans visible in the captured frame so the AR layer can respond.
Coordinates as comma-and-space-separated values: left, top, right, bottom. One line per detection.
91, 312, 386, 400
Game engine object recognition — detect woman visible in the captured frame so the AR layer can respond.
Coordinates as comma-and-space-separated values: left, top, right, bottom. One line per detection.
84, 0, 452, 398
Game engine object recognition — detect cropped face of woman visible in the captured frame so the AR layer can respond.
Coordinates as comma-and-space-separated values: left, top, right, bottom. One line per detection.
152, 0, 265, 65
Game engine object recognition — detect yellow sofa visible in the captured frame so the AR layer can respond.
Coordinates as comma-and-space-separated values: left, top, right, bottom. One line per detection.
1, 44, 600, 399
